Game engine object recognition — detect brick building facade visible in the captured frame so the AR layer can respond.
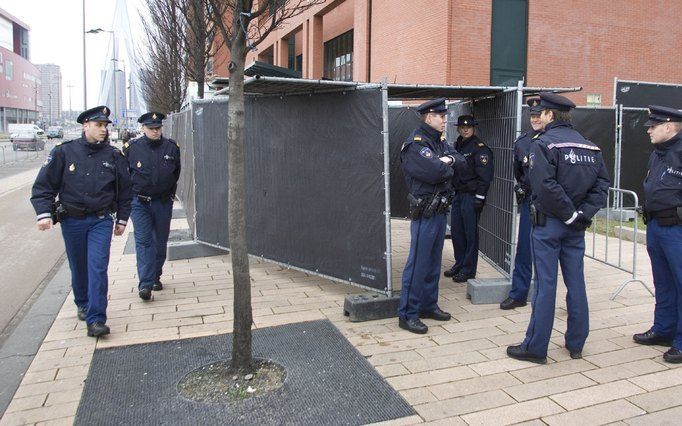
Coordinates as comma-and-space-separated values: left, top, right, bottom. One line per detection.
212, 0, 682, 106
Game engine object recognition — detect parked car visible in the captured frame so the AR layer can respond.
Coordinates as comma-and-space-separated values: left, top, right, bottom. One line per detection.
47, 126, 64, 139
12, 131, 46, 151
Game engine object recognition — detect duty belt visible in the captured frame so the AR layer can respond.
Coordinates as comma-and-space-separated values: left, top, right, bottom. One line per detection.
61, 203, 112, 219
642, 207, 682, 227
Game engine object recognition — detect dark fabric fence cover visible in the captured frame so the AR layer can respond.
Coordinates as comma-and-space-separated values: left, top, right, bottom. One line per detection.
167, 109, 196, 235
620, 109, 651, 204
616, 81, 682, 109
191, 90, 388, 290
388, 107, 422, 219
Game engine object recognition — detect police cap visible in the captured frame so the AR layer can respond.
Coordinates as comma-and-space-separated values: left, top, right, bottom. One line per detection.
76, 105, 112, 124
539, 92, 576, 112
138, 112, 166, 128
526, 97, 542, 115
456, 115, 477, 127
416, 98, 447, 114
644, 105, 682, 127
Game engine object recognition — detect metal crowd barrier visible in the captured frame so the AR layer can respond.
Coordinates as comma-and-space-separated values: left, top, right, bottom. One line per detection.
585, 187, 653, 300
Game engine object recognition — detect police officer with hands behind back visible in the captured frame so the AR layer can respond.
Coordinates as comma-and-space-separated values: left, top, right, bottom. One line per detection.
444, 115, 494, 283
507, 92, 609, 364
123, 112, 181, 301
633, 105, 682, 363
399, 98, 466, 334
500, 98, 545, 310
31, 105, 132, 338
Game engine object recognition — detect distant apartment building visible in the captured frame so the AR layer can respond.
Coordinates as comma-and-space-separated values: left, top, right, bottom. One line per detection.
0, 7, 40, 132
36, 63, 61, 126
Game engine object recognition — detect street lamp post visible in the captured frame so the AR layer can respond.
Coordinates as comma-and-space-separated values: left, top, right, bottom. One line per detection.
82, 0, 87, 110
85, 28, 117, 130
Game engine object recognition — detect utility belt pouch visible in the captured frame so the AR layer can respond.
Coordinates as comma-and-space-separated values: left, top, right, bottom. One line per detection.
652, 208, 681, 227
62, 203, 87, 218
436, 195, 451, 215
407, 194, 424, 221
422, 193, 440, 219
530, 204, 546, 226
51, 201, 66, 224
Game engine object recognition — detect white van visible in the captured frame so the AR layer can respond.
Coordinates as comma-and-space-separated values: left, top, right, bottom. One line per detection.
8, 124, 45, 140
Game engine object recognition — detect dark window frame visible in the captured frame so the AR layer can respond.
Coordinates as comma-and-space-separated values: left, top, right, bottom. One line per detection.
324, 29, 353, 81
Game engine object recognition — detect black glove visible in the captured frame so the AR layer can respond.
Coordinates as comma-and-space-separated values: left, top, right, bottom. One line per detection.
568, 211, 591, 231
513, 184, 526, 205
474, 197, 485, 214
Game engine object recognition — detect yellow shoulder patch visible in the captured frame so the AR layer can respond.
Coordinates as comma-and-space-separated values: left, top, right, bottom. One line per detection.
175, 142, 180, 148
477, 142, 484, 147
123, 142, 129, 149
413, 136, 422, 141
533, 133, 540, 139
55, 141, 62, 146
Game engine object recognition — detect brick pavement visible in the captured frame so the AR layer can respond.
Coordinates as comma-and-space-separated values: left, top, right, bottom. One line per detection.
2, 215, 679, 426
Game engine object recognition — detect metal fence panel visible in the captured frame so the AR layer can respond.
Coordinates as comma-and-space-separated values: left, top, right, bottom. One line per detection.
167, 108, 195, 235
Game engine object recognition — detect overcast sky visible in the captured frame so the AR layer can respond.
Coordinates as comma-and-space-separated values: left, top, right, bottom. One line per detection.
0, 0, 145, 111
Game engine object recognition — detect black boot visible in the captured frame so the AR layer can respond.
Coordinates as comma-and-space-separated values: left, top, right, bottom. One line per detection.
444, 265, 459, 278
152, 281, 163, 291
399, 317, 428, 334
506, 345, 547, 364
500, 297, 527, 310
139, 287, 152, 301
663, 348, 682, 363
77, 306, 87, 321
87, 322, 110, 337
633, 329, 673, 346
420, 308, 451, 321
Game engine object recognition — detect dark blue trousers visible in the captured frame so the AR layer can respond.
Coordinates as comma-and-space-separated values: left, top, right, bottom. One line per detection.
522, 217, 589, 357
131, 198, 173, 290
450, 193, 479, 277
509, 198, 532, 301
646, 219, 682, 349
60, 214, 113, 325
399, 212, 447, 319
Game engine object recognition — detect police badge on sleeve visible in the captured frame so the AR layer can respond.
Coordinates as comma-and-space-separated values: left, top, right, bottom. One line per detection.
419, 147, 433, 158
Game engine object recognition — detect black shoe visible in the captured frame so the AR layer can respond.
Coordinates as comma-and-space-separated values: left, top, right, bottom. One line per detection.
139, 287, 152, 301
399, 317, 428, 334
77, 306, 87, 321
633, 329, 673, 346
87, 322, 110, 337
420, 308, 451, 321
152, 281, 163, 291
663, 347, 682, 364
569, 350, 582, 359
452, 272, 473, 283
500, 297, 527, 310
444, 265, 460, 278
506, 345, 547, 364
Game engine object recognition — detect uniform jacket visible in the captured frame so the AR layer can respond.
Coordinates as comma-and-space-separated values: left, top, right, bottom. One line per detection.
643, 131, 682, 212
514, 130, 540, 193
122, 135, 181, 199
451, 134, 494, 198
31, 136, 132, 224
400, 123, 465, 198
528, 121, 610, 221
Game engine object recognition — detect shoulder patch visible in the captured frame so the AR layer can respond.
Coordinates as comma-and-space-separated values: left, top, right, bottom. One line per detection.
480, 154, 489, 165
176, 142, 180, 148
532, 133, 541, 139
477, 142, 485, 147
419, 147, 434, 159
123, 142, 129, 149
413, 136, 422, 142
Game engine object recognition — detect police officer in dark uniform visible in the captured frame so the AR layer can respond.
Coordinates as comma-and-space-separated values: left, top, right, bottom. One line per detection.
399, 98, 465, 334
31, 105, 132, 337
501, 98, 545, 310
507, 93, 609, 363
123, 112, 181, 301
444, 115, 494, 282
633, 105, 682, 363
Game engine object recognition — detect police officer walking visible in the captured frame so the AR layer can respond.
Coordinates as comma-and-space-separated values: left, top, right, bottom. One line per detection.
633, 105, 682, 363
123, 112, 181, 301
507, 93, 609, 363
399, 98, 464, 334
501, 98, 545, 310
31, 106, 132, 337
444, 115, 494, 283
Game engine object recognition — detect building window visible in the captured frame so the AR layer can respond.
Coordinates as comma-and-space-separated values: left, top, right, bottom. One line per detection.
287, 37, 295, 71
296, 54, 302, 73
490, 0, 528, 85
324, 30, 353, 81
5, 60, 12, 80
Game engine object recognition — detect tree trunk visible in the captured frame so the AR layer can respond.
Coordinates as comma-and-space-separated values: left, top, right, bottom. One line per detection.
227, 29, 252, 371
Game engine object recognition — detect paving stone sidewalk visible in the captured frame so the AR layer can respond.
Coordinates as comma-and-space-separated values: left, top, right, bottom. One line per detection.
1, 214, 679, 425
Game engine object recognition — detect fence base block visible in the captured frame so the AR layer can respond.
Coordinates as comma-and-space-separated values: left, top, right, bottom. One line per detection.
167, 241, 226, 261
343, 293, 400, 322
466, 278, 512, 304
